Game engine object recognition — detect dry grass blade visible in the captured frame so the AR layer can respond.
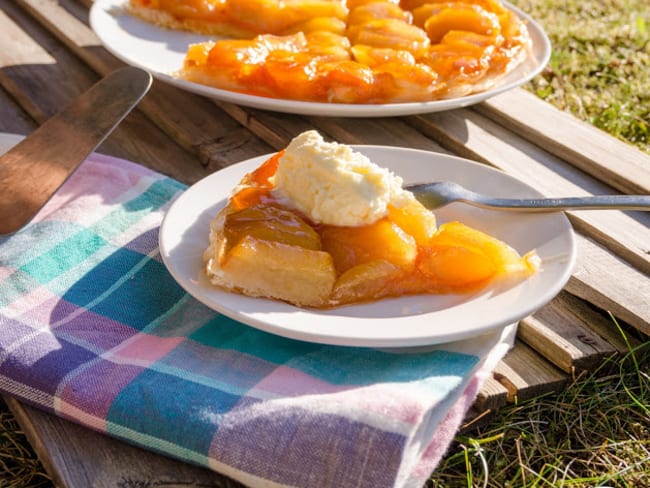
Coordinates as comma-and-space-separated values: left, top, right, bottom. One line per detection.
0, 401, 52, 488
429, 330, 650, 487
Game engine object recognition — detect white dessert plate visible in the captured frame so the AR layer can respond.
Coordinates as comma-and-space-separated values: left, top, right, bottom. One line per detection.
90, 0, 551, 117
159, 146, 576, 347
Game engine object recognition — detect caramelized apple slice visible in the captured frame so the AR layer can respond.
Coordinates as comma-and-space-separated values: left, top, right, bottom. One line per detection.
418, 221, 538, 291
314, 60, 378, 103
387, 197, 437, 245
331, 259, 405, 304
321, 218, 417, 274
347, 19, 431, 56
281, 16, 348, 35
220, 235, 336, 307
222, 205, 322, 256
348, 1, 412, 25
351, 45, 416, 66
305, 31, 351, 59
222, 0, 349, 35
423, 4, 501, 43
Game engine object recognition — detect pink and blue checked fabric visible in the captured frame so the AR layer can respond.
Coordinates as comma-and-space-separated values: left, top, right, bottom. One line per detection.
0, 152, 514, 487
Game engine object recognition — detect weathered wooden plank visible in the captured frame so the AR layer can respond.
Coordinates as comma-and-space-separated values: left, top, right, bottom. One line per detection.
566, 235, 650, 337
215, 102, 452, 158
0, 84, 37, 135
559, 292, 643, 353
309, 116, 449, 153
0, 0, 206, 183
475, 88, 650, 195
16, 0, 273, 166
6, 397, 243, 488
518, 292, 618, 374
475, 376, 509, 412
492, 340, 569, 402
214, 102, 316, 150
0, 6, 82, 123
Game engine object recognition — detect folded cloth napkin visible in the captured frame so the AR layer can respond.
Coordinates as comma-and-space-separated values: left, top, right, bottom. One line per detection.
0, 152, 515, 488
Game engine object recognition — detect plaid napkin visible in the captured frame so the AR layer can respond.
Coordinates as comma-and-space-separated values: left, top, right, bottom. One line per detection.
0, 152, 515, 487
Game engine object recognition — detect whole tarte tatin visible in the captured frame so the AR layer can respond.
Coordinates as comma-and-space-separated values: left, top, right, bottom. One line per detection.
129, 0, 533, 103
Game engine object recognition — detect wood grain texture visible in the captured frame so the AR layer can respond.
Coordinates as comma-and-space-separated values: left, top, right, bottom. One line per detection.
17, 0, 274, 164
518, 292, 618, 374
493, 341, 569, 402
474, 377, 509, 412
0, 0, 205, 182
567, 235, 650, 336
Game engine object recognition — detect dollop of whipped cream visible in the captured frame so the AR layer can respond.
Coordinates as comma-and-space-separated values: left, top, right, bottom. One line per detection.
271, 130, 410, 226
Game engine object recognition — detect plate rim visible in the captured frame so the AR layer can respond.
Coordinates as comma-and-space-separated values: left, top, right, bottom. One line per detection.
158, 145, 577, 347
89, 0, 552, 117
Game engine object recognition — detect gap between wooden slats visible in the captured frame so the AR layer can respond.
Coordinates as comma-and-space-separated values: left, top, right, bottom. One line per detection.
475, 88, 650, 195
519, 292, 623, 374
213, 99, 453, 157
17, 0, 273, 170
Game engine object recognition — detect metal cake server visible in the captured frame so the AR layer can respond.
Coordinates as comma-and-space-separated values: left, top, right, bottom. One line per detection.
0, 66, 152, 235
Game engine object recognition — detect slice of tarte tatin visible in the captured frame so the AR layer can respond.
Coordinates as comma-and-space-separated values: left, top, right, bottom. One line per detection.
204, 130, 539, 308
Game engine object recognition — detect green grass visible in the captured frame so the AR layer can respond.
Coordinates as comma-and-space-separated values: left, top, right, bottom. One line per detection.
512, 0, 650, 153
1, 0, 649, 486
429, 326, 650, 487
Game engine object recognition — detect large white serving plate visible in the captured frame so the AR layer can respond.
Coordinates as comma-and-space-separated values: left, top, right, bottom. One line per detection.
158, 146, 576, 347
90, 0, 551, 117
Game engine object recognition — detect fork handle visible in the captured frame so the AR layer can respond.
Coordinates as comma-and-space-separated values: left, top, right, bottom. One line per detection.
473, 194, 650, 211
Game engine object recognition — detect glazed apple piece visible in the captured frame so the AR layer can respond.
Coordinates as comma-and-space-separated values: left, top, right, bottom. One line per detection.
221, 205, 322, 255
347, 18, 431, 56
418, 221, 539, 292
320, 218, 418, 274
280, 16, 348, 35
221, 0, 349, 35
347, 1, 413, 25
331, 259, 405, 304
413, 3, 501, 43
387, 198, 437, 245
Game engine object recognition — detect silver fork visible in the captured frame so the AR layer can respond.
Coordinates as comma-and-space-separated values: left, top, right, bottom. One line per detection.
406, 181, 650, 212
